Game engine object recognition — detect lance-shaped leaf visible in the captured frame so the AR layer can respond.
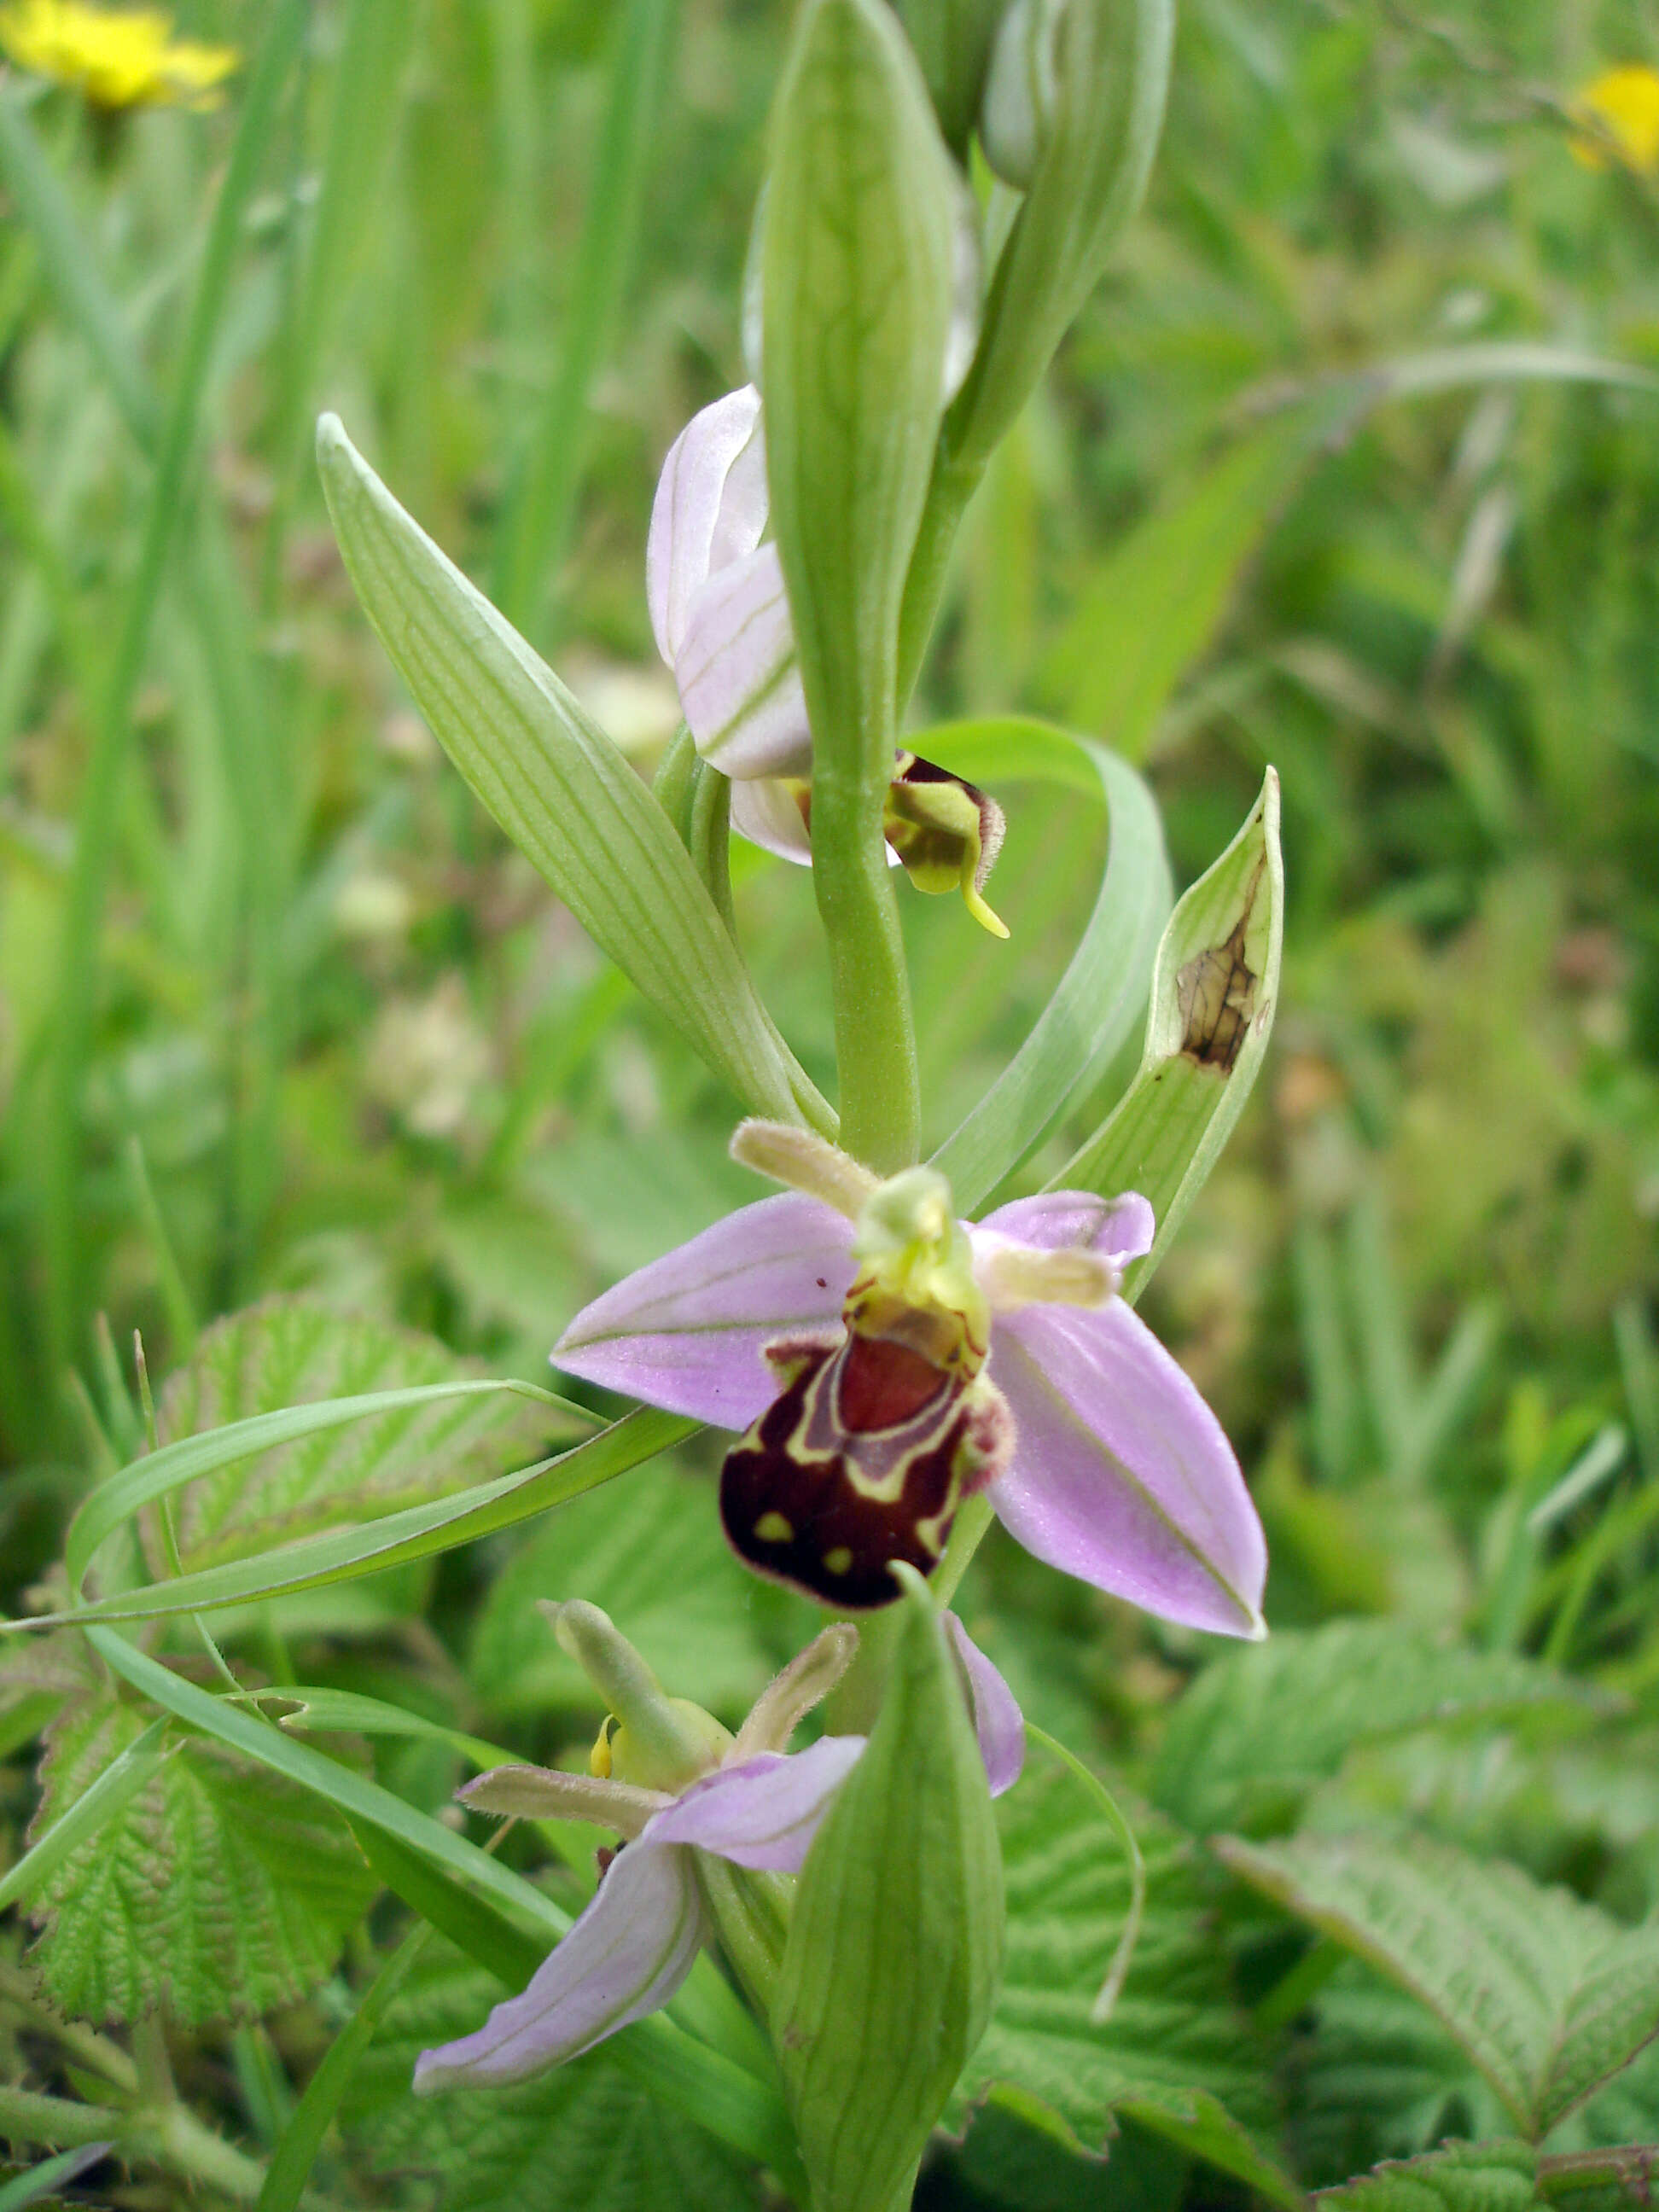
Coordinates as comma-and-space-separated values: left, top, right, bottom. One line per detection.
316, 415, 832, 1138
1056, 768, 1283, 1303
772, 1569, 1004, 2212
950, 0, 1174, 468
761, 0, 960, 793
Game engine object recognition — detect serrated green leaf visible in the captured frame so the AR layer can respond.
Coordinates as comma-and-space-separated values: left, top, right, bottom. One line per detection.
341, 1945, 760, 2212
920, 721, 1172, 1213
145, 1296, 570, 1575
315, 413, 832, 1138
1056, 769, 1283, 1301
1218, 1832, 1659, 2139
26, 1691, 374, 2027
469, 1459, 772, 1720
949, 1760, 1295, 2203
1152, 1621, 1612, 1837
1314, 2140, 1542, 2212
774, 1572, 1003, 2212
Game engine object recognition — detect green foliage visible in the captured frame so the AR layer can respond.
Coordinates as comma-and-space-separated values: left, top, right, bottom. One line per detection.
1152, 1621, 1611, 1837
26, 1689, 373, 2028
1313, 2139, 1544, 2212
949, 1760, 1292, 2200
468, 1458, 772, 1720
1219, 1831, 1659, 2140
342, 1946, 760, 2212
146, 1295, 562, 1574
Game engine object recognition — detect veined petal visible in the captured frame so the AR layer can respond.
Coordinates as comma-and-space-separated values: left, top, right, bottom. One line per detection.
987, 1301, 1266, 1639
646, 1738, 866, 1871
943, 1612, 1025, 1796
732, 1623, 861, 1759
412, 1842, 705, 2091
975, 1190, 1155, 1272
552, 1191, 854, 1428
677, 542, 812, 779
646, 386, 765, 663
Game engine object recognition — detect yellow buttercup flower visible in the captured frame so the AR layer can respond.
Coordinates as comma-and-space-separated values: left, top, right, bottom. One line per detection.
0, 0, 237, 110
1571, 62, 1659, 175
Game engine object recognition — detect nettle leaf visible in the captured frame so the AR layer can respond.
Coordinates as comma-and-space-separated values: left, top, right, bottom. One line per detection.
27, 1687, 373, 2027
1153, 1621, 1611, 1837
949, 1760, 1296, 2204
341, 1942, 759, 2212
468, 1458, 774, 1720
1218, 1832, 1659, 2140
1314, 2139, 1544, 2212
1286, 1960, 1509, 2186
146, 1296, 564, 1574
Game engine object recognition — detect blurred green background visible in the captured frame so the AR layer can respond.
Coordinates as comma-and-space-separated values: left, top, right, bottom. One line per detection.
1, 0, 1657, 2203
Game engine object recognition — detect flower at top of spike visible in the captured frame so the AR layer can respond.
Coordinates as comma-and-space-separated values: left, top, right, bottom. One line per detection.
1571, 63, 1659, 174
648, 386, 1010, 936
553, 1122, 1269, 1639
0, 1, 237, 109
414, 1600, 1022, 2091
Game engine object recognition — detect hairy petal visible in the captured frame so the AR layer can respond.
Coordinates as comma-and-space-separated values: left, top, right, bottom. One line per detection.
943, 1613, 1025, 1796
648, 1738, 867, 1871
552, 1192, 854, 1427
457, 1765, 670, 1837
647, 386, 766, 663
975, 1190, 1155, 1271
413, 1842, 705, 2090
987, 1301, 1266, 1639
732, 1623, 861, 1759
677, 542, 812, 779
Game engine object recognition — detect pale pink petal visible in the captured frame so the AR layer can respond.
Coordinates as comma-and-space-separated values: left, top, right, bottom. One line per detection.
987, 1301, 1266, 1639
552, 1192, 853, 1427
729, 773, 813, 866
646, 386, 765, 664
677, 542, 812, 780
646, 1738, 866, 1871
943, 1613, 1025, 1796
413, 1842, 705, 2091
975, 1191, 1155, 1271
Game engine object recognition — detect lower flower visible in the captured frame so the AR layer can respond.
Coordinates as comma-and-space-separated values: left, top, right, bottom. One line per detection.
415, 1602, 1022, 2090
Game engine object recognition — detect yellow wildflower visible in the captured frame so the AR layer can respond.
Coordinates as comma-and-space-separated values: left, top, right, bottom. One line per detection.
0, 0, 237, 111
1571, 62, 1659, 175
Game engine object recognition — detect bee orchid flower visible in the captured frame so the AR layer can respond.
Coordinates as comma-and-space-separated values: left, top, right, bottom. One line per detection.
554, 1122, 1267, 1640
648, 387, 1008, 934
415, 1602, 1022, 2091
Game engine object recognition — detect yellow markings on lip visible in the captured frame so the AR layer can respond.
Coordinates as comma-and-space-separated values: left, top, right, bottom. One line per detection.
754, 1510, 795, 1543
823, 1546, 854, 1576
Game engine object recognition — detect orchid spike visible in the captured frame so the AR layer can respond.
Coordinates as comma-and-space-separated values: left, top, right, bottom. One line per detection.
554, 1123, 1268, 1640
647, 387, 1009, 933
415, 1607, 1023, 2091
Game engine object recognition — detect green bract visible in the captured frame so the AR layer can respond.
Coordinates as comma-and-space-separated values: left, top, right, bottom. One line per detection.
771, 1569, 1004, 2212
890, 0, 1005, 153
1059, 767, 1284, 1300
314, 416, 833, 1142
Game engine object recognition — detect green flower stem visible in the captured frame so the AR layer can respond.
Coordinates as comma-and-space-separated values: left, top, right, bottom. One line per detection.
811, 759, 922, 1174
895, 447, 987, 714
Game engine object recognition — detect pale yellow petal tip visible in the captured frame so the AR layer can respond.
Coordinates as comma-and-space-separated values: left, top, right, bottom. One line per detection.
963, 880, 1010, 939
1570, 63, 1659, 174
0, 1, 238, 110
